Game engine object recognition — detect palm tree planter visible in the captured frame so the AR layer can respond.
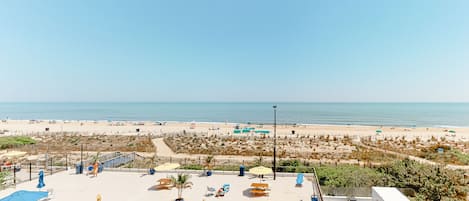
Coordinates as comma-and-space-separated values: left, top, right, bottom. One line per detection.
171, 173, 193, 201
204, 155, 214, 176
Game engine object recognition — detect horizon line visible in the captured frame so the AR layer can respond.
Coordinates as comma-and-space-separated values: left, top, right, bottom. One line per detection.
0, 101, 468, 104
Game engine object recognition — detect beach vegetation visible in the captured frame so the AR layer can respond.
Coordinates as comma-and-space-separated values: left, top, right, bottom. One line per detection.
181, 164, 203, 170
170, 173, 193, 200
204, 155, 214, 170
25, 134, 154, 152
0, 171, 10, 188
91, 152, 100, 163
316, 159, 468, 201
0, 136, 36, 149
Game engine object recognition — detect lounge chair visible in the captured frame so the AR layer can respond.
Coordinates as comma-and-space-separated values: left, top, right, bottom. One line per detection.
38, 189, 54, 201
296, 173, 304, 187
223, 184, 230, 192
206, 186, 216, 196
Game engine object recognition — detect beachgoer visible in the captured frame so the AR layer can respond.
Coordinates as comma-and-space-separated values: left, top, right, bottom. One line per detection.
215, 188, 225, 197
93, 161, 99, 177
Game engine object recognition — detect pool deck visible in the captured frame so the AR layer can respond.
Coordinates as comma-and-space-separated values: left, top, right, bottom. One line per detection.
0, 170, 314, 201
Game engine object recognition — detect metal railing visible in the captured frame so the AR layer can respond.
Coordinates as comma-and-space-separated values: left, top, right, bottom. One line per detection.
312, 167, 324, 201
101, 152, 136, 168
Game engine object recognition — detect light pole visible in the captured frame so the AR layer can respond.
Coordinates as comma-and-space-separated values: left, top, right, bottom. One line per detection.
273, 105, 277, 180
80, 144, 83, 174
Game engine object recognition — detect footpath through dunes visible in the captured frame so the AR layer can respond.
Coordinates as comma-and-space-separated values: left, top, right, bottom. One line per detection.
152, 137, 266, 162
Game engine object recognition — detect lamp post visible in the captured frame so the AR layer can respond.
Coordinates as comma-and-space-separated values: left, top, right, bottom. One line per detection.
80, 144, 83, 174
273, 105, 277, 180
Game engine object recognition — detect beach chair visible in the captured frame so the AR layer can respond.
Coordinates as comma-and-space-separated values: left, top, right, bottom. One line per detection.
206, 186, 216, 196
223, 184, 230, 192
296, 173, 304, 187
38, 189, 54, 201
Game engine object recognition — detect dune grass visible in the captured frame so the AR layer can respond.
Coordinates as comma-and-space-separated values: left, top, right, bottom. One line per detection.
0, 136, 36, 149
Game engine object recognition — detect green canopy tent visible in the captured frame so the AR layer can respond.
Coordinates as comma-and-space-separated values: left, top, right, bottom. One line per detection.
255, 130, 270, 134
376, 129, 382, 134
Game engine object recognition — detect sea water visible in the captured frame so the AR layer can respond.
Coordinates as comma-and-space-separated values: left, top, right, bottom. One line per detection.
0, 102, 468, 127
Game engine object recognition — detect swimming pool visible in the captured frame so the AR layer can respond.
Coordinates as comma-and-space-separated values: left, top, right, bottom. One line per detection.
0, 190, 48, 201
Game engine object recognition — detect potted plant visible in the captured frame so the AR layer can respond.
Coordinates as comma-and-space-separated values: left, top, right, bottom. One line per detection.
171, 173, 193, 201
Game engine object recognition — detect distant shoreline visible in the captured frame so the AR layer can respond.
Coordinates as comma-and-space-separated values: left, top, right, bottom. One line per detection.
1, 118, 468, 129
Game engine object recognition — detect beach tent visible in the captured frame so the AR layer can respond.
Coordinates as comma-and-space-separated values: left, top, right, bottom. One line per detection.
449, 130, 456, 134
254, 130, 270, 134
376, 130, 382, 134
0, 190, 48, 201
233, 129, 241, 134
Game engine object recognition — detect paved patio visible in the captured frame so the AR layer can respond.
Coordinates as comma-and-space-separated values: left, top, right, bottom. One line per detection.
0, 170, 313, 201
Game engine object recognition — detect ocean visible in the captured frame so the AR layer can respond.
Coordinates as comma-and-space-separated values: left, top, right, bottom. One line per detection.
0, 102, 468, 127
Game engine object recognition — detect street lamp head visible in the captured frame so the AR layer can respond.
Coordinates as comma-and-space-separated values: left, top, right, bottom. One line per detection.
273, 105, 277, 109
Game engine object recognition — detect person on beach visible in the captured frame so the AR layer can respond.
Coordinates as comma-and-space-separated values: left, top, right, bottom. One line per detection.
215, 188, 225, 197
93, 161, 99, 177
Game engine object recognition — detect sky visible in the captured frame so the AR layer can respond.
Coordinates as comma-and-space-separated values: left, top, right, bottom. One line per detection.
0, 0, 468, 102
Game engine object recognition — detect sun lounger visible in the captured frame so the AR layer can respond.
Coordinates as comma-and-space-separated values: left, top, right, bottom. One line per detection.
38, 189, 54, 201
223, 184, 230, 192
206, 186, 216, 196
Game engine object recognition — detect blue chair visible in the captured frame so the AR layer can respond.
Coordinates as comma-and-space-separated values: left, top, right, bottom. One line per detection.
296, 173, 304, 187
311, 195, 318, 201
223, 184, 230, 192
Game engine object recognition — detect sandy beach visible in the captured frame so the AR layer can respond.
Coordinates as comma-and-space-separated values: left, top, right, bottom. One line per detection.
1, 120, 468, 142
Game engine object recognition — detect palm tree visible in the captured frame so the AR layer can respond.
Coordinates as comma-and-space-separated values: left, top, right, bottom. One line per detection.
91, 152, 100, 163
170, 173, 193, 201
204, 155, 214, 175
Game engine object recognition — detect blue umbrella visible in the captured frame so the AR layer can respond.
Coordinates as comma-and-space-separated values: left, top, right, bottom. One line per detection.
37, 170, 45, 190
0, 190, 48, 201
296, 173, 304, 186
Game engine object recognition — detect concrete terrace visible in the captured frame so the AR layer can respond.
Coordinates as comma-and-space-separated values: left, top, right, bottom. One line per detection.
0, 170, 314, 201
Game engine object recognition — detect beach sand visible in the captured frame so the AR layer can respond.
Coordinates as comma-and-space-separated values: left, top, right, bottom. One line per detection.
0, 120, 468, 142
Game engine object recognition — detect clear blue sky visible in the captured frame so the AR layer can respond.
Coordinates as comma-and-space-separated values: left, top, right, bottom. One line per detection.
1, 0, 468, 102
